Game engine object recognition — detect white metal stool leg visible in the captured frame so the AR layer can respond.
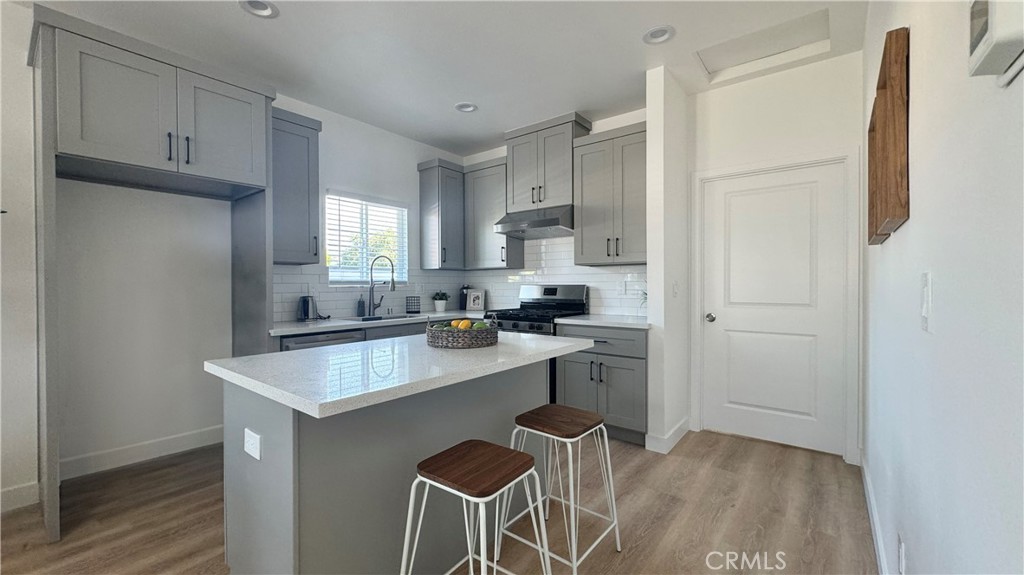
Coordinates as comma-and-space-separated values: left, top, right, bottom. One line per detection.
401, 478, 430, 575
600, 426, 622, 551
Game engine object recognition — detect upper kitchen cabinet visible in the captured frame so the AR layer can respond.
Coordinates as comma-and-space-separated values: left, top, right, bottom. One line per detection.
177, 70, 267, 187
572, 123, 647, 266
504, 113, 591, 213
464, 159, 524, 270
419, 159, 465, 270
56, 30, 178, 171
272, 109, 321, 265
52, 27, 271, 197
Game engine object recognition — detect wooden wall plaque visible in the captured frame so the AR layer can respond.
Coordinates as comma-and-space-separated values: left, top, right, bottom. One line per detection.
868, 27, 910, 245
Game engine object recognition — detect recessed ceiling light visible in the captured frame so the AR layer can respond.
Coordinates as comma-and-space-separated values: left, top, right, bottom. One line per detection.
454, 102, 478, 113
643, 25, 676, 45
239, 0, 279, 19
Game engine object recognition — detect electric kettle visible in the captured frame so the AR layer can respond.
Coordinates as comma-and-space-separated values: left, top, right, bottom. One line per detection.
296, 296, 318, 322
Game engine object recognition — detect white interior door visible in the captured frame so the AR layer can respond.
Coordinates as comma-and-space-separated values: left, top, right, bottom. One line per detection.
702, 161, 848, 454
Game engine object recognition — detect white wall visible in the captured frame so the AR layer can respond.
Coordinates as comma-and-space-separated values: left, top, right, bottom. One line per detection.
270, 95, 467, 321
645, 67, 690, 453
693, 51, 864, 172
861, 3, 1023, 574
55, 181, 231, 479
1, 1, 41, 511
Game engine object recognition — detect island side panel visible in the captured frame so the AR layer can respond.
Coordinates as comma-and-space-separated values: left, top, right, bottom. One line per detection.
223, 382, 299, 574
297, 363, 549, 575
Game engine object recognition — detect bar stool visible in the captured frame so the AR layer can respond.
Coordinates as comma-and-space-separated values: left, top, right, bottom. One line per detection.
400, 439, 551, 575
496, 405, 621, 575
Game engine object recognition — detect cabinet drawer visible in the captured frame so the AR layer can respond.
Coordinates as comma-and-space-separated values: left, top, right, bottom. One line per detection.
556, 325, 646, 358
364, 322, 428, 340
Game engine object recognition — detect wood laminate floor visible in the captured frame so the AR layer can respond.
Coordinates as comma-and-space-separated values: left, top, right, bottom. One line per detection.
1, 432, 876, 574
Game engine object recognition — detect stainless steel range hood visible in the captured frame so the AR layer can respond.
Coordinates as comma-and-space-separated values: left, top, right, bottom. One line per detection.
494, 205, 574, 240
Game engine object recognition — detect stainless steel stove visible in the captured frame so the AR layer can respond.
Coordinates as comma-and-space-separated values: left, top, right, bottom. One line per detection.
488, 284, 588, 335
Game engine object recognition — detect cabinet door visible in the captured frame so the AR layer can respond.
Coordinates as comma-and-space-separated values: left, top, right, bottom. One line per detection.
537, 123, 574, 206
613, 132, 647, 264
573, 140, 615, 265
466, 165, 521, 269
556, 352, 599, 413
56, 30, 178, 171
506, 133, 538, 213
364, 322, 428, 340
272, 116, 320, 264
597, 355, 647, 432
437, 167, 465, 269
177, 70, 267, 186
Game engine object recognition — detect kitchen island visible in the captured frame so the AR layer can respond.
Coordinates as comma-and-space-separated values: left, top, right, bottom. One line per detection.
204, 332, 592, 574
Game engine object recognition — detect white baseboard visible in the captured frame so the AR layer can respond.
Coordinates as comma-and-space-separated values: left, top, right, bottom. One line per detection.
861, 455, 887, 575
60, 425, 223, 480
1, 481, 40, 512
645, 416, 690, 454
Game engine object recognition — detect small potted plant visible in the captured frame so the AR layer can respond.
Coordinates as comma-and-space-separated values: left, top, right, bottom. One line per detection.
432, 291, 450, 312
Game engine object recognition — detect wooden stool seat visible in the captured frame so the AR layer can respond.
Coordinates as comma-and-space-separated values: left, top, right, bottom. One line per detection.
417, 439, 535, 498
514, 404, 604, 439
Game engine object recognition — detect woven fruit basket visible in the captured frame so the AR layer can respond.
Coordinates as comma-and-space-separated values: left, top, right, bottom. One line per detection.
426, 320, 498, 349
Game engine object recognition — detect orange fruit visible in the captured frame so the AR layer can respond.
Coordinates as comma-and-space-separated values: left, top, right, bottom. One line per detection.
457, 319, 473, 330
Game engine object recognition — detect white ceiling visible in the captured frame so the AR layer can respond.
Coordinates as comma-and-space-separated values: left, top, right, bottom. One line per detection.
43, 1, 867, 156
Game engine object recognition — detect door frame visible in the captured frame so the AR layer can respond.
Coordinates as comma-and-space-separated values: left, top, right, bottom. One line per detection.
689, 149, 863, 465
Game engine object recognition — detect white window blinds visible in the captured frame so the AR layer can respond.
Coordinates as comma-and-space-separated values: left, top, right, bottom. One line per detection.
325, 192, 409, 284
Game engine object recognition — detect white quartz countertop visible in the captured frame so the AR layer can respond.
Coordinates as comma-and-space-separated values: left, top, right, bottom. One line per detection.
554, 314, 651, 330
205, 332, 592, 418
270, 311, 485, 337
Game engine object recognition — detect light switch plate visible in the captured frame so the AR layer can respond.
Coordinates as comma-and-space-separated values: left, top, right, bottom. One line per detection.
244, 428, 261, 460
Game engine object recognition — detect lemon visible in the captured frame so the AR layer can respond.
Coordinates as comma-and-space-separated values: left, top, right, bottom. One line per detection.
458, 319, 473, 330
450, 320, 461, 327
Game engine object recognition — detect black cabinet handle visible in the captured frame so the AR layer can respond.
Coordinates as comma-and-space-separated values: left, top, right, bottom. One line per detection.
531, 187, 536, 204
615, 238, 620, 256
442, 247, 446, 263
606, 238, 611, 257
599, 363, 606, 382
185, 136, 191, 165
590, 361, 595, 381
313, 235, 318, 257
537, 185, 543, 203
500, 246, 506, 262
593, 339, 609, 344
167, 132, 173, 161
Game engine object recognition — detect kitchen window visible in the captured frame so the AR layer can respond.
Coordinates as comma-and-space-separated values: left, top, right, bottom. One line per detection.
325, 191, 409, 285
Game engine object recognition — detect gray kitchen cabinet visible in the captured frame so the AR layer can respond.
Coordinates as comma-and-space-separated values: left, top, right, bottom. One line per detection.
572, 140, 615, 265
272, 109, 321, 265
555, 324, 648, 434
55, 30, 178, 171
573, 125, 646, 266
505, 114, 590, 213
419, 160, 464, 270
556, 352, 599, 413
595, 355, 647, 431
177, 70, 267, 187
364, 322, 428, 340
464, 162, 524, 270
54, 29, 267, 190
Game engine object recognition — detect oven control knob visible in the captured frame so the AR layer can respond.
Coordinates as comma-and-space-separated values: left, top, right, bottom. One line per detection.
511, 322, 519, 329
530, 323, 539, 330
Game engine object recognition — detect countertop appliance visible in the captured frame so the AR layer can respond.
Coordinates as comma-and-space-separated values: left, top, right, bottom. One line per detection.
297, 295, 318, 322
488, 284, 588, 335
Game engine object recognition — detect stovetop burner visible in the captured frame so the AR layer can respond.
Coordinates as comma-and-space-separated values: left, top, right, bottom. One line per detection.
488, 284, 588, 334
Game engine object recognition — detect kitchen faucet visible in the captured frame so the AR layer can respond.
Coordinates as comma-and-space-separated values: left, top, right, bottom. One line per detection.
367, 255, 396, 316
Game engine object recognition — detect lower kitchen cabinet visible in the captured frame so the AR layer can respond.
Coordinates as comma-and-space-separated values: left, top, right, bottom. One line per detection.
364, 322, 428, 340
554, 323, 648, 435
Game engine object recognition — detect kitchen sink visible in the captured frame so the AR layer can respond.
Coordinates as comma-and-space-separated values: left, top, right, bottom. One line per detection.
341, 315, 423, 322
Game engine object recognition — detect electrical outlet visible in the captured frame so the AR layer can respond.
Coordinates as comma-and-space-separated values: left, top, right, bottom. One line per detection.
898, 532, 906, 574
244, 428, 262, 461
920, 272, 932, 332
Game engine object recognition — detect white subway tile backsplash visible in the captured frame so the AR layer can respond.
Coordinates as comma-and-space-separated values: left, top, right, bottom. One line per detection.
272, 237, 646, 321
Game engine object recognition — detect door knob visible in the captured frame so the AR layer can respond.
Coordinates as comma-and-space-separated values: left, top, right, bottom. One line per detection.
705, 313, 716, 322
